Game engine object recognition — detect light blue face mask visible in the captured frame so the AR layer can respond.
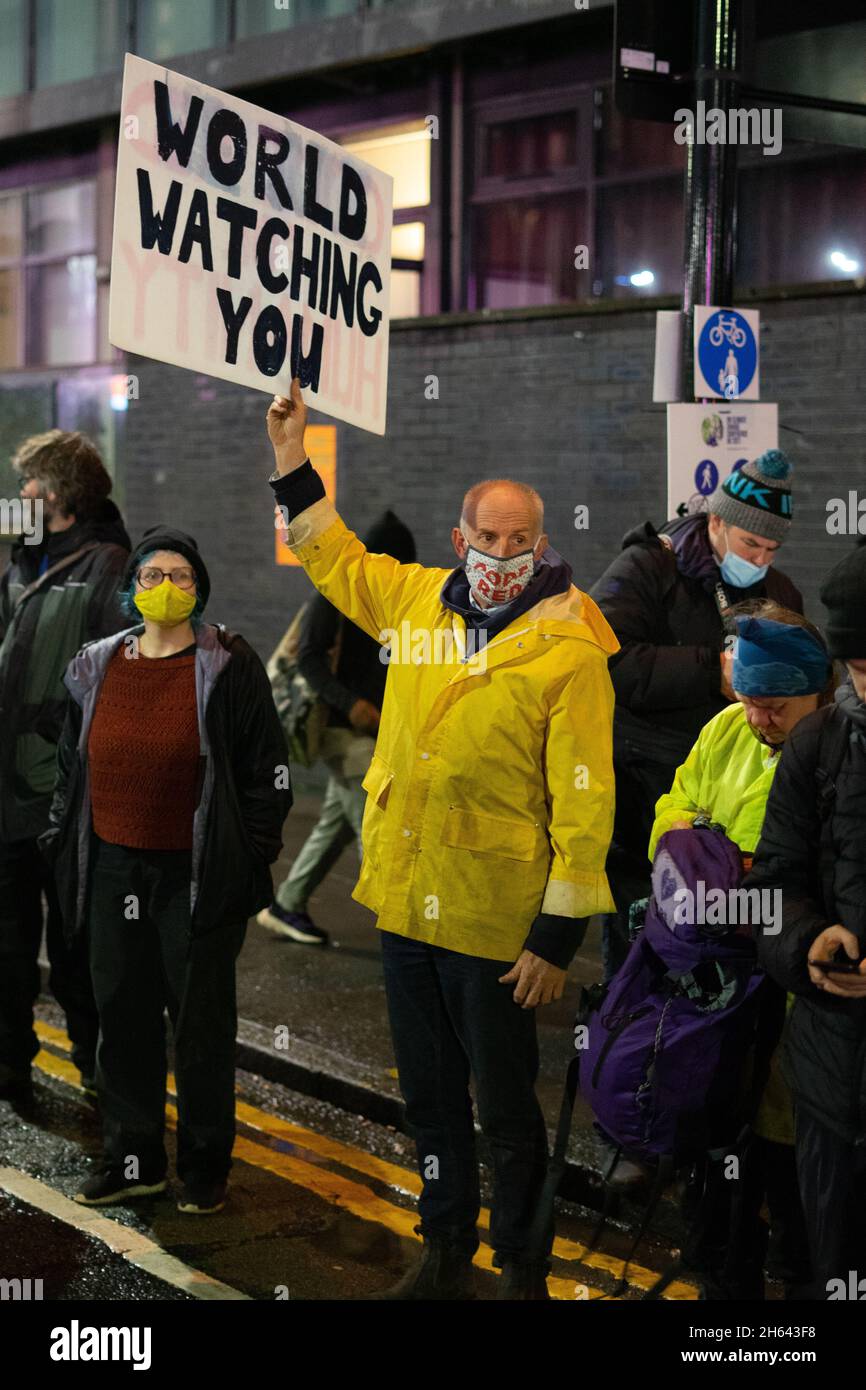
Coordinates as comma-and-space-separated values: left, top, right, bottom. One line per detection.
720, 548, 770, 589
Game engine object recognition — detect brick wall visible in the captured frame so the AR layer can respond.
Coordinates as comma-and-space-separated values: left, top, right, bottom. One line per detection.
123, 289, 866, 665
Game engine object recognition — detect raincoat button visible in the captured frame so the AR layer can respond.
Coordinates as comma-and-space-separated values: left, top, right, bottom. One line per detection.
517, 642, 524, 648
420, 752, 430, 760
402, 827, 411, 837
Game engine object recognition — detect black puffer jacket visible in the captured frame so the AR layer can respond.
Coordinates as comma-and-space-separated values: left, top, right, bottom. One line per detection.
589, 513, 803, 881
590, 512, 803, 742
748, 685, 866, 1144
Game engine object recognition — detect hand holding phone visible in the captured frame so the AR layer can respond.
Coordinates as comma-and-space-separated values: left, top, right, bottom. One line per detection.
813, 958, 864, 975
808, 924, 866, 998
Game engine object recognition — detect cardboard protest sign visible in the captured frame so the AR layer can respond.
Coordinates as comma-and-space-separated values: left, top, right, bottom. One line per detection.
109, 53, 393, 434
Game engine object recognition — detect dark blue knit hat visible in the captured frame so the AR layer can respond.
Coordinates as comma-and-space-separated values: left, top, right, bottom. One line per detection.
732, 616, 830, 696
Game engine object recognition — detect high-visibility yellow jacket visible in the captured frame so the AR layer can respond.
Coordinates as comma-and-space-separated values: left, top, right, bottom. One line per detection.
649, 701, 794, 1144
649, 702, 782, 861
282, 495, 619, 961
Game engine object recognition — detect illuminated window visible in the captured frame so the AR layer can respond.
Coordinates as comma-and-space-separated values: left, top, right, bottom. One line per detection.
340, 122, 431, 319
341, 121, 431, 210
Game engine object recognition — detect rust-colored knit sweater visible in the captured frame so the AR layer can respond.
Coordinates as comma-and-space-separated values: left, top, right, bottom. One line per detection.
88, 645, 200, 850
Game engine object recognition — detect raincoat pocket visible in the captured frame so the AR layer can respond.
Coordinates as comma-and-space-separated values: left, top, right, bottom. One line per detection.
361, 753, 394, 811
440, 807, 537, 861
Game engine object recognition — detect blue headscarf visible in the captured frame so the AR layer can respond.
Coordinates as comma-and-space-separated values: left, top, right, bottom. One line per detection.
732, 616, 830, 696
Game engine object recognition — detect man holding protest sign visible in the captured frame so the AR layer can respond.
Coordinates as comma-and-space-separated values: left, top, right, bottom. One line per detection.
264, 380, 618, 1300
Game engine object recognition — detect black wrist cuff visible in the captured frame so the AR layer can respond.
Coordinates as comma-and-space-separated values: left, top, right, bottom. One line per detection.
523, 913, 590, 970
270, 459, 325, 520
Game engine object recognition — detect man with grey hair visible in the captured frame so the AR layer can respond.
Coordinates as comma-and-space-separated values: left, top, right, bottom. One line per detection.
265, 379, 619, 1299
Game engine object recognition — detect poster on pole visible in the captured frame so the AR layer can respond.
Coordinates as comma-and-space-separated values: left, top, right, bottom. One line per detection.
109, 53, 393, 434
667, 402, 778, 519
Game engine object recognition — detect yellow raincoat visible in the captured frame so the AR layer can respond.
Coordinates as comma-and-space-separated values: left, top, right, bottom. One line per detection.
282, 496, 619, 961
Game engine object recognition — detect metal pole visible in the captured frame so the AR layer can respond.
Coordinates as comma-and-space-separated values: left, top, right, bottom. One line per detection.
679, 0, 743, 400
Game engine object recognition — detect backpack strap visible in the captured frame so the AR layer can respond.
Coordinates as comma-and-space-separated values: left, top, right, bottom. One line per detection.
12, 541, 101, 610
523, 1053, 581, 1262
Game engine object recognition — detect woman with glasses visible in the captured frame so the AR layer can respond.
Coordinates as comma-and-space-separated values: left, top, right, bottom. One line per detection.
42, 527, 292, 1214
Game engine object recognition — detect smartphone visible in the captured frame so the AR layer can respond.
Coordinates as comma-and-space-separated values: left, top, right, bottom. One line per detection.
813, 958, 865, 975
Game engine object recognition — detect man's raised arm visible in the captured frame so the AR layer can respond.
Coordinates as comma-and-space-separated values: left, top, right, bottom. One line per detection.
266, 380, 425, 640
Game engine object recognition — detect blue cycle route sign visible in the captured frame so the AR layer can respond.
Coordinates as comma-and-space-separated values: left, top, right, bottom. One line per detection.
696, 309, 758, 399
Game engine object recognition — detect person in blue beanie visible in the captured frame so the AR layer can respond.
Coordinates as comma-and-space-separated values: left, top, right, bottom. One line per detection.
649, 600, 835, 1299
590, 448, 803, 1186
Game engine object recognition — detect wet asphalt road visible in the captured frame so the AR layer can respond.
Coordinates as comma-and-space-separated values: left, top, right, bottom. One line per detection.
0, 1016, 694, 1303
5, 778, 698, 1304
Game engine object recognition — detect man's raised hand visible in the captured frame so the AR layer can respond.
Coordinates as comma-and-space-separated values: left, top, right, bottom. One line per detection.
267, 377, 308, 475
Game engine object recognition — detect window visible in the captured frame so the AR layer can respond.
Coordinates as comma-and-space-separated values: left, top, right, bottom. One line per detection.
595, 179, 683, 299
35, 0, 129, 89
236, 0, 355, 35
0, 180, 98, 369
0, 0, 25, 97
736, 150, 866, 290
136, 0, 229, 61
340, 121, 432, 319
483, 111, 579, 180
597, 87, 686, 178
471, 195, 588, 310
469, 90, 590, 311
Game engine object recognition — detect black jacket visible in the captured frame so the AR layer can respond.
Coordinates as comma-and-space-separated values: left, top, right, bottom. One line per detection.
589, 513, 803, 874
298, 593, 387, 729
41, 622, 292, 941
298, 507, 416, 728
591, 513, 803, 741
0, 500, 130, 842
748, 687, 866, 1144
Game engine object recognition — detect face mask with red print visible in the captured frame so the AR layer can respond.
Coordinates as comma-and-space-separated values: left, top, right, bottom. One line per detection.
464, 544, 537, 607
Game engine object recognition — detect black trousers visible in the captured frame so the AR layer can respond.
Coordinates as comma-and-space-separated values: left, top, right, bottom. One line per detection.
380, 929, 551, 1266
0, 836, 98, 1081
680, 1133, 811, 1299
88, 837, 246, 1184
795, 1106, 866, 1299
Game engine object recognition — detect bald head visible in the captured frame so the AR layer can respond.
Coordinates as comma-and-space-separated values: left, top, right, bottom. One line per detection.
461, 479, 544, 536
452, 479, 547, 567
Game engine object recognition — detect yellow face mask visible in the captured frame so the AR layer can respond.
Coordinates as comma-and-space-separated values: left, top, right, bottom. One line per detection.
134, 580, 197, 627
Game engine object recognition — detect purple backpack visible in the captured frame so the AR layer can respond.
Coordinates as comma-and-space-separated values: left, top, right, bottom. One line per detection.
579, 826, 763, 1165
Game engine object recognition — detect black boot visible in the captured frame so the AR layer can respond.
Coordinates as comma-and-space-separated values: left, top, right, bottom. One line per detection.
362, 1238, 477, 1301
496, 1260, 551, 1300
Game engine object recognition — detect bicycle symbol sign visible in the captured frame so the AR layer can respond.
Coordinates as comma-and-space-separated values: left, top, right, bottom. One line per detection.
694, 306, 759, 401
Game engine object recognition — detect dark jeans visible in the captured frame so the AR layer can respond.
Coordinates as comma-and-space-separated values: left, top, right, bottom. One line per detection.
0, 836, 98, 1081
88, 837, 246, 1184
380, 929, 551, 1266
795, 1106, 866, 1299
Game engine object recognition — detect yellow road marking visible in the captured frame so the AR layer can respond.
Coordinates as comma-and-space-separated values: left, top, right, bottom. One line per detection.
33, 1022, 696, 1300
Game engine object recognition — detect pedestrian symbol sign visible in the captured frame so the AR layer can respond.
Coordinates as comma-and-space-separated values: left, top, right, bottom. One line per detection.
694, 305, 759, 401
695, 460, 718, 495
